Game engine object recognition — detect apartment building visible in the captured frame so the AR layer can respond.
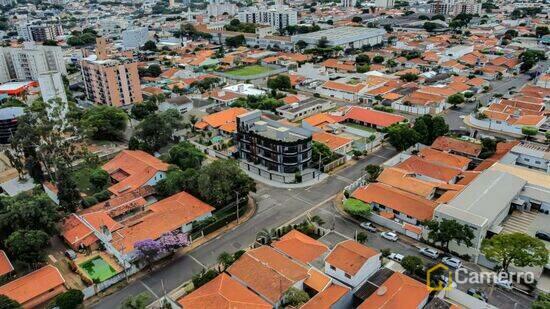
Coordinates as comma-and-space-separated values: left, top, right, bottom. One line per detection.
236, 110, 312, 174
0, 43, 66, 82
80, 57, 143, 107
432, 0, 481, 16
375, 0, 395, 9
17, 21, 64, 42
38, 71, 67, 104
238, 7, 298, 30
122, 27, 149, 51
341, 0, 357, 7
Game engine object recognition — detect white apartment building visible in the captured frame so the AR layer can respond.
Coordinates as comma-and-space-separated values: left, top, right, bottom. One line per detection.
122, 27, 149, 50
375, 0, 395, 8
432, 0, 481, 16
207, 1, 238, 17
341, 0, 357, 7
0, 43, 67, 83
238, 7, 298, 30
17, 21, 63, 42
38, 71, 67, 104
0, 0, 16, 6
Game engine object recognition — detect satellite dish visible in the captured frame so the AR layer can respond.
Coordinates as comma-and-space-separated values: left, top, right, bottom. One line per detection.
377, 286, 388, 296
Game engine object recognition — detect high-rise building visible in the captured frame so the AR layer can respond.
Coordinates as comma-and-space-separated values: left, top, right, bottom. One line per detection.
80, 57, 143, 107
0, 0, 16, 6
0, 43, 67, 83
238, 7, 298, 30
432, 0, 481, 15
17, 21, 63, 42
38, 71, 67, 104
341, 0, 357, 8
122, 27, 149, 51
207, 1, 238, 17
375, 0, 394, 9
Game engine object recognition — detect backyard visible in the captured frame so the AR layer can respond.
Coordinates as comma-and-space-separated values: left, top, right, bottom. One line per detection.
224, 65, 274, 77
345, 123, 377, 133
78, 256, 119, 283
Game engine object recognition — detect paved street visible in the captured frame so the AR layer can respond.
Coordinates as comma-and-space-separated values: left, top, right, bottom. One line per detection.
91, 146, 398, 308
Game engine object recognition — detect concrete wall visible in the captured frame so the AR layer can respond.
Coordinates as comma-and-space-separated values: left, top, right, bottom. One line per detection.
325, 254, 381, 288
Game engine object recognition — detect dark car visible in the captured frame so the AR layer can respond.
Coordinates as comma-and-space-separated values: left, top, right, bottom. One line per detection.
535, 231, 550, 242
467, 288, 488, 302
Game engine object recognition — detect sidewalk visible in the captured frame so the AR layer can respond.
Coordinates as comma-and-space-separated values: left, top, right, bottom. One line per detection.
84, 196, 257, 307
242, 167, 329, 189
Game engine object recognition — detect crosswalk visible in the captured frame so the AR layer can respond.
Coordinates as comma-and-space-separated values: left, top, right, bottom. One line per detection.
501, 211, 538, 234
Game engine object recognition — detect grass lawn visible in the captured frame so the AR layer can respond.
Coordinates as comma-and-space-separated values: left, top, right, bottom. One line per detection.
345, 123, 376, 133
72, 166, 96, 195
343, 198, 371, 219
224, 65, 274, 77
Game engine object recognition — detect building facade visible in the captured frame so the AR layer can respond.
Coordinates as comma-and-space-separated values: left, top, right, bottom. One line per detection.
17, 21, 63, 42
236, 110, 312, 174
122, 27, 149, 51
374, 0, 394, 8
38, 71, 67, 104
238, 7, 298, 30
341, 0, 357, 7
432, 0, 481, 15
0, 43, 67, 82
80, 58, 143, 107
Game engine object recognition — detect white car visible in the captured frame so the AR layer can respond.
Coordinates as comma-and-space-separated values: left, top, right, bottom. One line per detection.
419, 247, 440, 259
495, 278, 513, 290
381, 231, 399, 241
360, 222, 378, 232
439, 275, 457, 288
388, 253, 404, 262
442, 257, 463, 269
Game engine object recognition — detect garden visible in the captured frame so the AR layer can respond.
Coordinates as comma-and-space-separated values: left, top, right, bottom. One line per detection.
224, 65, 275, 77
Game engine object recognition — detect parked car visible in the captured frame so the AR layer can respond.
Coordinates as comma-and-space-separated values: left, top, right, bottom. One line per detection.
439, 275, 457, 288
535, 231, 550, 242
467, 288, 488, 302
495, 278, 513, 290
388, 253, 404, 263
442, 257, 463, 269
381, 231, 399, 241
360, 222, 378, 232
419, 247, 440, 259
64, 249, 77, 260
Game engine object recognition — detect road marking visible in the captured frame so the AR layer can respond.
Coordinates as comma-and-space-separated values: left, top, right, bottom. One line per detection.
49, 255, 57, 263
279, 194, 339, 228
334, 175, 354, 183
140, 281, 159, 299
188, 254, 207, 268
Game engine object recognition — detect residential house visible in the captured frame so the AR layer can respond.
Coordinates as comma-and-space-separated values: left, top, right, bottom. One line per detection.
324, 240, 381, 288
431, 136, 482, 159
276, 97, 336, 121
301, 284, 352, 309
0, 250, 14, 278
0, 265, 66, 308
271, 230, 329, 265
333, 106, 407, 130
102, 150, 169, 196
195, 107, 249, 135
312, 131, 354, 156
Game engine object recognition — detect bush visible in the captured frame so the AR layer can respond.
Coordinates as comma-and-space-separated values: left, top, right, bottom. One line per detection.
192, 269, 219, 289
381, 248, 391, 257
53, 289, 84, 309
93, 190, 111, 202
343, 198, 372, 219
82, 196, 98, 208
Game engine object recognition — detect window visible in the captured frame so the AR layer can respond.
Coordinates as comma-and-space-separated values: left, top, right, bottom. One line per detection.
345, 273, 351, 279
535, 161, 541, 164
524, 158, 530, 162
330, 265, 336, 271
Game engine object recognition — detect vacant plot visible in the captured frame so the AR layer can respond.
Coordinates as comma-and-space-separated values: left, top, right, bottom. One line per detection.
224, 65, 274, 77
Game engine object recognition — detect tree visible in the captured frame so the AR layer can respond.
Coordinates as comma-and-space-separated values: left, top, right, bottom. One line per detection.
146, 64, 162, 77
447, 93, 465, 107
383, 24, 393, 33
131, 100, 158, 120
132, 109, 183, 153
431, 14, 445, 21
142, 40, 157, 51
256, 228, 278, 245
5, 229, 50, 266
0, 295, 21, 309
120, 293, 149, 309
0, 193, 61, 236
386, 123, 420, 151
426, 219, 474, 251
312, 141, 332, 165
225, 34, 246, 47
81, 105, 128, 141
192, 269, 219, 289
372, 55, 384, 64
155, 167, 198, 198
167, 141, 205, 170
56, 163, 81, 213
52, 289, 84, 309
351, 16, 363, 23
295, 40, 307, 51
357, 232, 368, 243
267, 75, 291, 91
412, 115, 449, 145
89, 168, 109, 192
343, 198, 371, 219
134, 239, 163, 270
365, 164, 382, 182
402, 255, 423, 275
158, 232, 189, 252
481, 233, 548, 273
521, 126, 538, 137
317, 36, 329, 48
400, 73, 418, 82
532, 292, 550, 309
217, 252, 235, 271
356, 54, 371, 65
535, 26, 549, 37
196, 159, 255, 208
479, 137, 497, 159
284, 287, 310, 307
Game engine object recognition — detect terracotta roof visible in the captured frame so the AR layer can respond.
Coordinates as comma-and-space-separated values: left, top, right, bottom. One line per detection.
322, 81, 366, 94
325, 240, 379, 276
304, 268, 332, 293
206, 89, 243, 103
418, 147, 471, 170
303, 113, 338, 127
431, 136, 482, 157
342, 106, 406, 128
397, 156, 462, 183
61, 211, 123, 248
312, 131, 353, 152
0, 265, 66, 305
227, 246, 308, 304
112, 191, 214, 253
352, 183, 437, 221
376, 167, 436, 198
358, 272, 429, 309
302, 284, 350, 309
0, 250, 13, 276
272, 230, 328, 264
178, 273, 271, 309
197, 107, 248, 129
103, 150, 170, 196
321, 58, 356, 72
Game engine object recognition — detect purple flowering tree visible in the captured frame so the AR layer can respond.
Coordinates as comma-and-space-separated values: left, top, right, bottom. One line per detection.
134, 239, 164, 270
158, 233, 190, 252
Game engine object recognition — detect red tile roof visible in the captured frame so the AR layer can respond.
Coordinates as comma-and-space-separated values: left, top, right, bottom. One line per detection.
0, 265, 66, 306
325, 240, 379, 276
358, 272, 429, 309
302, 284, 350, 309
342, 106, 406, 128
0, 250, 14, 277
272, 230, 328, 264
431, 136, 482, 157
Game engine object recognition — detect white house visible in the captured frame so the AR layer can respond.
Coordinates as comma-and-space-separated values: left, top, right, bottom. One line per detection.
324, 240, 381, 288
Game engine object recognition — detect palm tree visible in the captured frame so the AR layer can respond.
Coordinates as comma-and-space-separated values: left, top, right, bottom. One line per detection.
310, 215, 325, 227
217, 252, 235, 271
256, 228, 277, 245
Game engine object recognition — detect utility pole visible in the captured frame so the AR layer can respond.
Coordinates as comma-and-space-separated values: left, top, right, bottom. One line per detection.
236, 191, 240, 223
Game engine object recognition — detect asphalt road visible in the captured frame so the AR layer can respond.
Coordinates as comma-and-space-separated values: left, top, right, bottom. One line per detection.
91, 146, 398, 309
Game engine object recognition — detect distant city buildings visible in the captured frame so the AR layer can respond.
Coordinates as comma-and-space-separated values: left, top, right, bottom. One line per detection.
238, 6, 298, 30
38, 71, 67, 104
0, 43, 66, 83
432, 0, 482, 16
0, 0, 16, 6
207, 0, 238, 17
374, 0, 394, 9
122, 27, 149, 50
80, 57, 143, 107
17, 21, 63, 42
341, 0, 357, 8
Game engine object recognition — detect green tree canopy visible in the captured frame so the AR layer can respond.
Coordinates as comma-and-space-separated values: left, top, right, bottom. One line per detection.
481, 232, 548, 272
142, 40, 157, 51
0, 192, 61, 237
412, 115, 449, 145
284, 287, 310, 307
131, 99, 159, 120
132, 109, 183, 153
5, 229, 50, 266
426, 219, 474, 251
402, 255, 423, 275
521, 126, 538, 137
56, 163, 81, 213
372, 55, 384, 64
167, 141, 205, 170
0, 295, 21, 309
386, 123, 420, 151
447, 93, 465, 106
52, 289, 84, 309
267, 75, 291, 91
89, 168, 110, 192
81, 105, 128, 141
